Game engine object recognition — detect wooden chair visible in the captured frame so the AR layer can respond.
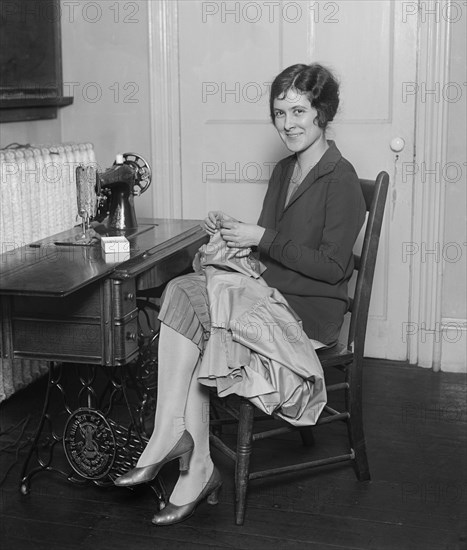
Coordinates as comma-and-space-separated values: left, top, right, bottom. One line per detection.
209, 171, 390, 525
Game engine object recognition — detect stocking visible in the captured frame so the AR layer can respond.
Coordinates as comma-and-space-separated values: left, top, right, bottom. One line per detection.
137, 323, 200, 467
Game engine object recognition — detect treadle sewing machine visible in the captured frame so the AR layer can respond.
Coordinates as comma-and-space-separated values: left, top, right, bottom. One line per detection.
0, 153, 207, 500
82, 152, 152, 236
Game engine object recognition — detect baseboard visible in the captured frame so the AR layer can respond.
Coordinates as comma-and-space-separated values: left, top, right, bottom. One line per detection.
440, 318, 467, 373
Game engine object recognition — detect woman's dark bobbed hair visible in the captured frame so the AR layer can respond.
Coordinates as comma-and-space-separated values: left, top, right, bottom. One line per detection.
269, 63, 340, 129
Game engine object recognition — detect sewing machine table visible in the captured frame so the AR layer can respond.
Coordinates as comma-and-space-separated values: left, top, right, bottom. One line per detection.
0, 219, 207, 497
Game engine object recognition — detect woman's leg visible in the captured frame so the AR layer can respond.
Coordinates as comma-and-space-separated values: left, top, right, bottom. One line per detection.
137, 322, 200, 467
168, 371, 214, 505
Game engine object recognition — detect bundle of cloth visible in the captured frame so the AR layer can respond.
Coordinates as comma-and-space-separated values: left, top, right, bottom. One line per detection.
194, 232, 327, 426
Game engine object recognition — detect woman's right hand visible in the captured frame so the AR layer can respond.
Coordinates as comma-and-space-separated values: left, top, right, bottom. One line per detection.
203, 211, 237, 235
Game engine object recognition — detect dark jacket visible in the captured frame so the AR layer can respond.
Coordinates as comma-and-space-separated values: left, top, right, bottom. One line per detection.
257, 141, 366, 345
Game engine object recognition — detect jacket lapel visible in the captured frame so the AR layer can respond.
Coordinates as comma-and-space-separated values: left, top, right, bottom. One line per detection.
275, 156, 296, 224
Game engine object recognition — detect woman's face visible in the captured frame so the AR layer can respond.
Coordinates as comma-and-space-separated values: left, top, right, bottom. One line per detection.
273, 89, 324, 154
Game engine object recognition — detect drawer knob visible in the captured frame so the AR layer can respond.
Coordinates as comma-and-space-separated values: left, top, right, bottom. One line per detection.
126, 331, 137, 341
124, 292, 135, 301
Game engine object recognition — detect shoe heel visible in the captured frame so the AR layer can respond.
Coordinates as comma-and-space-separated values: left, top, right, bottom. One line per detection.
207, 483, 222, 505
178, 449, 193, 472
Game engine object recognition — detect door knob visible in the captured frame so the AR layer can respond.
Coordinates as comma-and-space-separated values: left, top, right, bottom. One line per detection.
390, 137, 405, 153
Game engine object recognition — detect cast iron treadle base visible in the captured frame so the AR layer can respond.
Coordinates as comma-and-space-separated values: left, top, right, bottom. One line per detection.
19, 298, 164, 507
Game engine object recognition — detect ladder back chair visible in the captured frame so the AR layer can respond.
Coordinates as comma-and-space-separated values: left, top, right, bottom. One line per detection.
209, 171, 390, 525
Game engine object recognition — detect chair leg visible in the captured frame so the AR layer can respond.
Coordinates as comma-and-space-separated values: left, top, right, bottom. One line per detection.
299, 427, 315, 447
348, 411, 371, 481
234, 400, 254, 525
346, 358, 371, 481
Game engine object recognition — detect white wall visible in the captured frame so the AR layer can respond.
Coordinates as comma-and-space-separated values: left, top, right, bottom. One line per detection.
0, 116, 62, 148
60, 0, 153, 219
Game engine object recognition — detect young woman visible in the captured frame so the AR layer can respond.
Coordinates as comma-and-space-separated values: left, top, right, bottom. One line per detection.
114, 63, 366, 526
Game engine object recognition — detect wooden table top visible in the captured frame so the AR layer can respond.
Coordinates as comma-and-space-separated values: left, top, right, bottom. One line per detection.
0, 219, 206, 297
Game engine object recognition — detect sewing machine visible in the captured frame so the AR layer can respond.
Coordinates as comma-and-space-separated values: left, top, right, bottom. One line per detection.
76, 152, 152, 236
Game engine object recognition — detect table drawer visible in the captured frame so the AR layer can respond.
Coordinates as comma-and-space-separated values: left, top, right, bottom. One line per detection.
12, 279, 137, 322
12, 312, 139, 366
111, 279, 137, 320
12, 318, 103, 362
13, 283, 102, 319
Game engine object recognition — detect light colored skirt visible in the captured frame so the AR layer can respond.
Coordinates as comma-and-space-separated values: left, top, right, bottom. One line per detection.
158, 272, 327, 426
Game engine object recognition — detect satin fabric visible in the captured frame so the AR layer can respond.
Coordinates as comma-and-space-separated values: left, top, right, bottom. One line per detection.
195, 233, 327, 426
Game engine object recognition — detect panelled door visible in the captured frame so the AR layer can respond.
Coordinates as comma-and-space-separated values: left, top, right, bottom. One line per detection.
176, 0, 418, 360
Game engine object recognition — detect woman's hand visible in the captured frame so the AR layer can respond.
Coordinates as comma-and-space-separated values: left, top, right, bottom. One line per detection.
203, 211, 238, 235
220, 221, 266, 249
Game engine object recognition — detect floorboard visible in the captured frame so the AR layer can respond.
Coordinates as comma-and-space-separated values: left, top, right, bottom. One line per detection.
0, 360, 466, 550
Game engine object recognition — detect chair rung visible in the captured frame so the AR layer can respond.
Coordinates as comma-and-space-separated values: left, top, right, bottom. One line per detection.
316, 412, 349, 424
209, 433, 236, 462
249, 452, 354, 481
252, 426, 294, 441
326, 382, 349, 392
324, 405, 341, 415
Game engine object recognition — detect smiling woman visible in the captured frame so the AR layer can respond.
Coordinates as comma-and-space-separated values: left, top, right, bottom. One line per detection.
273, 90, 326, 193
113, 62, 367, 527
271, 64, 339, 185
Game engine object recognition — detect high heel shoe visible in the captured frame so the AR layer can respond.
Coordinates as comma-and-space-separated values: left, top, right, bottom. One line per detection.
114, 430, 194, 487
151, 466, 222, 526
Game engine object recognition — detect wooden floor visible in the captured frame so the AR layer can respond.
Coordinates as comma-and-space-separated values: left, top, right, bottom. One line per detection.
0, 359, 466, 550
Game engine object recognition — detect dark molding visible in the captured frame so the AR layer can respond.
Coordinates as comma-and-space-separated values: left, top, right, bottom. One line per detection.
0, 97, 73, 123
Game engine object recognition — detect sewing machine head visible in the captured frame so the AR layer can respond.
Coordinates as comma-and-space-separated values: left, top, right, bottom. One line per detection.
76, 153, 152, 236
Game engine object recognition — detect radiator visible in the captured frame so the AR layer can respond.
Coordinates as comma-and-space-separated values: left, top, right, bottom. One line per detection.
0, 143, 96, 402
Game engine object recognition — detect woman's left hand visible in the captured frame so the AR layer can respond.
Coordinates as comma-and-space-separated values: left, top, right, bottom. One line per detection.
220, 221, 266, 249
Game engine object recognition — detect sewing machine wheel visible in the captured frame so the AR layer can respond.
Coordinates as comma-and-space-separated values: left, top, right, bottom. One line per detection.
120, 153, 152, 195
